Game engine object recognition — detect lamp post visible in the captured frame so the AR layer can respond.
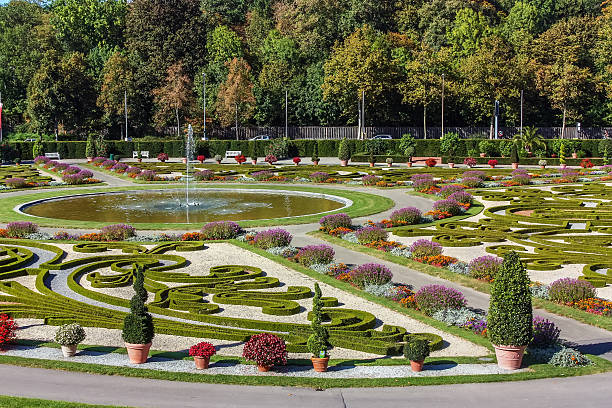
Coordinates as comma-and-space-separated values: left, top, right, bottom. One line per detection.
202, 72, 206, 140
441, 74, 445, 140
285, 89, 288, 139
520, 89, 523, 139
124, 90, 128, 141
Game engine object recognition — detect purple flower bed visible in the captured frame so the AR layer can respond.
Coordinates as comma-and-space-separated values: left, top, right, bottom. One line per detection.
200, 221, 242, 240
561, 169, 580, 182
462, 318, 487, 335
92, 157, 106, 164
448, 191, 472, 205
409, 239, 442, 258
252, 170, 274, 181
126, 167, 142, 176
53, 162, 69, 171
62, 173, 88, 185
355, 226, 389, 244
548, 278, 596, 303
6, 222, 39, 238
137, 170, 157, 181
296, 245, 335, 266
78, 169, 94, 179
349, 263, 393, 287
411, 174, 436, 191
111, 163, 128, 172
531, 316, 560, 347
432, 199, 463, 215
193, 170, 214, 181
34, 156, 50, 165
101, 160, 115, 169
62, 166, 82, 175
415, 284, 467, 315
361, 175, 380, 186
512, 173, 531, 185
310, 172, 330, 183
439, 184, 465, 198
4, 178, 27, 188
53, 231, 80, 240
100, 224, 136, 241
468, 255, 503, 280
461, 170, 487, 180
390, 207, 422, 225
460, 176, 482, 188
600, 165, 612, 173
252, 228, 293, 249
319, 213, 352, 230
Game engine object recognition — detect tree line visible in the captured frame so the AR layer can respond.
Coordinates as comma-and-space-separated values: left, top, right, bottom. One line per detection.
0, 0, 610, 140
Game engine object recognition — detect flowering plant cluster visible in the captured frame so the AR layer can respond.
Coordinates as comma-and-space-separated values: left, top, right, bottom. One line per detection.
425, 158, 437, 167
460, 176, 482, 188
468, 255, 503, 282
462, 170, 487, 180
194, 170, 215, 181
0, 314, 17, 349
531, 316, 560, 347
100, 224, 136, 241
295, 245, 335, 266
251, 170, 273, 181
157, 153, 169, 162
137, 170, 157, 181
292, 157, 301, 164
310, 172, 330, 183
242, 333, 287, 367
54, 323, 86, 346
355, 226, 389, 244
462, 318, 487, 336
548, 278, 596, 304
413, 254, 457, 267
488, 159, 498, 167
6, 222, 38, 238
448, 191, 472, 205
197, 155, 206, 163
411, 174, 436, 192
264, 154, 278, 164
181, 232, 202, 241
319, 213, 352, 231
581, 158, 594, 168
364, 240, 404, 252
511, 169, 531, 185
463, 157, 477, 167
328, 227, 352, 237
189, 341, 217, 358
390, 207, 422, 225
111, 163, 128, 173
430, 199, 463, 218
4, 178, 29, 188
409, 239, 442, 258
439, 184, 465, 198
62, 169, 96, 185
251, 228, 292, 249
200, 221, 242, 240
570, 297, 612, 316
349, 263, 393, 288
415, 285, 467, 316
53, 231, 80, 240
361, 175, 380, 186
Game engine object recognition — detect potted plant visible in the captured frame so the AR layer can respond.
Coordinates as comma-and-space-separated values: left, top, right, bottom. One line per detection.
293, 157, 301, 166
214, 154, 222, 164
157, 153, 169, 163
308, 283, 332, 372
197, 155, 206, 164
425, 158, 437, 167
95, 137, 108, 158
311, 143, 320, 165
122, 266, 155, 364
463, 157, 477, 168
242, 333, 287, 372
85, 135, 95, 162
368, 151, 376, 167
559, 143, 566, 169
447, 153, 456, 168
13, 157, 21, 166
399, 133, 416, 167
538, 159, 547, 169
488, 159, 498, 168
487, 251, 532, 370
249, 142, 258, 164
182, 157, 188, 164
235, 154, 246, 165
189, 341, 216, 369
510, 144, 520, 169
338, 138, 351, 166
440, 132, 460, 168
385, 157, 393, 167
32, 138, 44, 161
55, 323, 86, 357
403, 337, 430, 372
265, 154, 277, 165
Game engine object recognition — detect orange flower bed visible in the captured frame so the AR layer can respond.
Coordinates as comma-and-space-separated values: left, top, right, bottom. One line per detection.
569, 297, 612, 316
413, 254, 458, 267
364, 240, 404, 251
328, 227, 353, 237
181, 232, 202, 241
79, 232, 105, 241
425, 210, 452, 220
0, 229, 8, 238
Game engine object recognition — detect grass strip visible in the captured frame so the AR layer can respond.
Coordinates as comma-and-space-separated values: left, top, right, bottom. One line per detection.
0, 395, 131, 408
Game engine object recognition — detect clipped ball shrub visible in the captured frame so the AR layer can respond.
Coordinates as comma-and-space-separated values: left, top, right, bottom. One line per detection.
403, 337, 430, 362
415, 285, 467, 316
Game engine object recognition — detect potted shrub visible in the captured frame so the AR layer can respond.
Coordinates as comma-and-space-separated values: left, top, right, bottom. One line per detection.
440, 132, 460, 168
559, 144, 566, 169
385, 157, 393, 167
368, 151, 376, 167
487, 251, 532, 370
122, 266, 155, 364
214, 154, 222, 164
399, 133, 416, 167
189, 341, 216, 369
293, 157, 301, 166
338, 138, 351, 166
249, 142, 258, 164
311, 143, 320, 165
13, 157, 21, 166
538, 159, 547, 169
510, 145, 519, 169
136, 151, 143, 163
55, 323, 86, 357
235, 154, 246, 165
85, 135, 95, 162
463, 157, 477, 168
488, 159, 498, 168
0, 314, 18, 350
157, 153, 169, 163
265, 154, 278, 165
308, 283, 332, 372
425, 158, 437, 167
242, 333, 287, 372
403, 337, 430, 372
197, 155, 206, 164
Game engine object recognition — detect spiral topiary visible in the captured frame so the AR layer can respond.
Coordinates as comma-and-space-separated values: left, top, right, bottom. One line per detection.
122, 265, 155, 344
307, 283, 332, 358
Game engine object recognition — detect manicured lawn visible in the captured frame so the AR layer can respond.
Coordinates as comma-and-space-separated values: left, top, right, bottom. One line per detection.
0, 395, 131, 408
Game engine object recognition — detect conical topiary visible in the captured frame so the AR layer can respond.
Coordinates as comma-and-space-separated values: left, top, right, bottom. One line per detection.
510, 144, 519, 164
122, 265, 154, 344
338, 138, 351, 162
487, 251, 532, 346
307, 283, 331, 358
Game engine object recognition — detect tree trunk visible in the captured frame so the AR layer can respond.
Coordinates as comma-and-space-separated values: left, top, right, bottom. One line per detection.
175, 106, 180, 138
423, 105, 427, 140
562, 104, 567, 139
489, 115, 494, 140
235, 103, 239, 141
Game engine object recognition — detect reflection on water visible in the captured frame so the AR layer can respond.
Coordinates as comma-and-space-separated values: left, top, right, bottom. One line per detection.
24, 190, 345, 224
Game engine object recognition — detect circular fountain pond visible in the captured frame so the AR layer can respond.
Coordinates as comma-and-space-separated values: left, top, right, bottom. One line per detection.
20, 189, 349, 224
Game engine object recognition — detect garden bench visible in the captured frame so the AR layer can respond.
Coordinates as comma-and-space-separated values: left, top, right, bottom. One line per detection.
132, 151, 150, 159
44, 152, 60, 160
411, 156, 442, 165
225, 150, 242, 159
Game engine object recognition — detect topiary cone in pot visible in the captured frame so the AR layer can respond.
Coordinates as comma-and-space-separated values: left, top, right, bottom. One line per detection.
122, 265, 154, 364
487, 251, 532, 370
308, 283, 332, 372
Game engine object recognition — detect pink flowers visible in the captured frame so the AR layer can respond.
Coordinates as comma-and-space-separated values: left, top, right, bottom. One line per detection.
189, 341, 216, 358
0, 314, 17, 350
415, 285, 467, 315
349, 263, 393, 287
296, 245, 335, 266
242, 333, 287, 367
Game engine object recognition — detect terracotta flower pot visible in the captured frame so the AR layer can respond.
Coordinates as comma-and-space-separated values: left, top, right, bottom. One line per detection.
138, 158, 142, 163
512, 163, 519, 169
448, 162, 455, 168
480, 153, 486, 158
560, 164, 567, 169
125, 342, 152, 364
193, 356, 210, 370
493, 344, 526, 370
87, 157, 93, 163
216, 160, 221, 165
490, 165, 495, 168
340, 159, 348, 167
257, 364, 273, 372
540, 165, 545, 169
406, 162, 412, 168
369, 162, 375, 167
251, 160, 257, 165
313, 160, 320, 166
61, 345, 78, 358
182, 158, 187, 164
410, 360, 424, 372
311, 357, 330, 373
572, 153, 578, 159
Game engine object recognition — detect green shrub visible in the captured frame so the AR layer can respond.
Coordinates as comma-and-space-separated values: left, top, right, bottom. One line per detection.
487, 252, 533, 347
338, 138, 351, 161
403, 337, 430, 361
122, 266, 155, 344
85, 135, 96, 158
440, 132, 461, 161
32, 139, 44, 159
55, 323, 86, 346
307, 283, 332, 358
399, 133, 416, 159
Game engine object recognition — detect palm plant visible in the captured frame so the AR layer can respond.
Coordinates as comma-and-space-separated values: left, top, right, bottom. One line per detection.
513, 127, 546, 154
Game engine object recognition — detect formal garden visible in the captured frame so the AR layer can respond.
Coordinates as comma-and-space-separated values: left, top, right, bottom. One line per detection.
0, 148, 611, 389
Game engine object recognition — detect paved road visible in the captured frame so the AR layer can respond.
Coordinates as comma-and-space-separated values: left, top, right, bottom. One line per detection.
0, 365, 610, 408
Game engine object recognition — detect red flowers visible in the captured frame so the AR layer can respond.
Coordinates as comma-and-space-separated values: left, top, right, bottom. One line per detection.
425, 158, 437, 167
0, 314, 17, 349
197, 155, 206, 163
488, 159, 498, 167
580, 158, 594, 168
189, 341, 216, 358
292, 157, 301, 164
242, 333, 287, 367
234, 154, 247, 164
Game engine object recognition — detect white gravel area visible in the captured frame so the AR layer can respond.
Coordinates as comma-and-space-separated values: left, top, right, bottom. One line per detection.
3, 345, 521, 378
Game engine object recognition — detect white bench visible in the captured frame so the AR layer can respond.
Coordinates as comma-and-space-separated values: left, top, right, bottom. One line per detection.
45, 152, 60, 160
225, 150, 242, 159
132, 151, 150, 159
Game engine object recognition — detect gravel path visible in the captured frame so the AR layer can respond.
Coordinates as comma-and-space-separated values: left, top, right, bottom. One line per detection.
2, 345, 520, 378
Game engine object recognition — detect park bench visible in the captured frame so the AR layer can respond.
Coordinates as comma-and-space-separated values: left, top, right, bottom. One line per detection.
411, 157, 442, 165
44, 152, 60, 160
225, 150, 242, 159
132, 151, 150, 159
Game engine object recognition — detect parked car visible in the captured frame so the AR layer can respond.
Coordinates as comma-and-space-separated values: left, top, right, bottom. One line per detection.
249, 135, 270, 141
370, 134, 392, 140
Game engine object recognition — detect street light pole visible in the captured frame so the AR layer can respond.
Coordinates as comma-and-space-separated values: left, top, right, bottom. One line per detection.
124, 90, 128, 141
0, 91, 3, 143
520, 89, 523, 138
285, 89, 288, 139
362, 90, 365, 140
202, 72, 206, 140
441, 74, 445, 139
